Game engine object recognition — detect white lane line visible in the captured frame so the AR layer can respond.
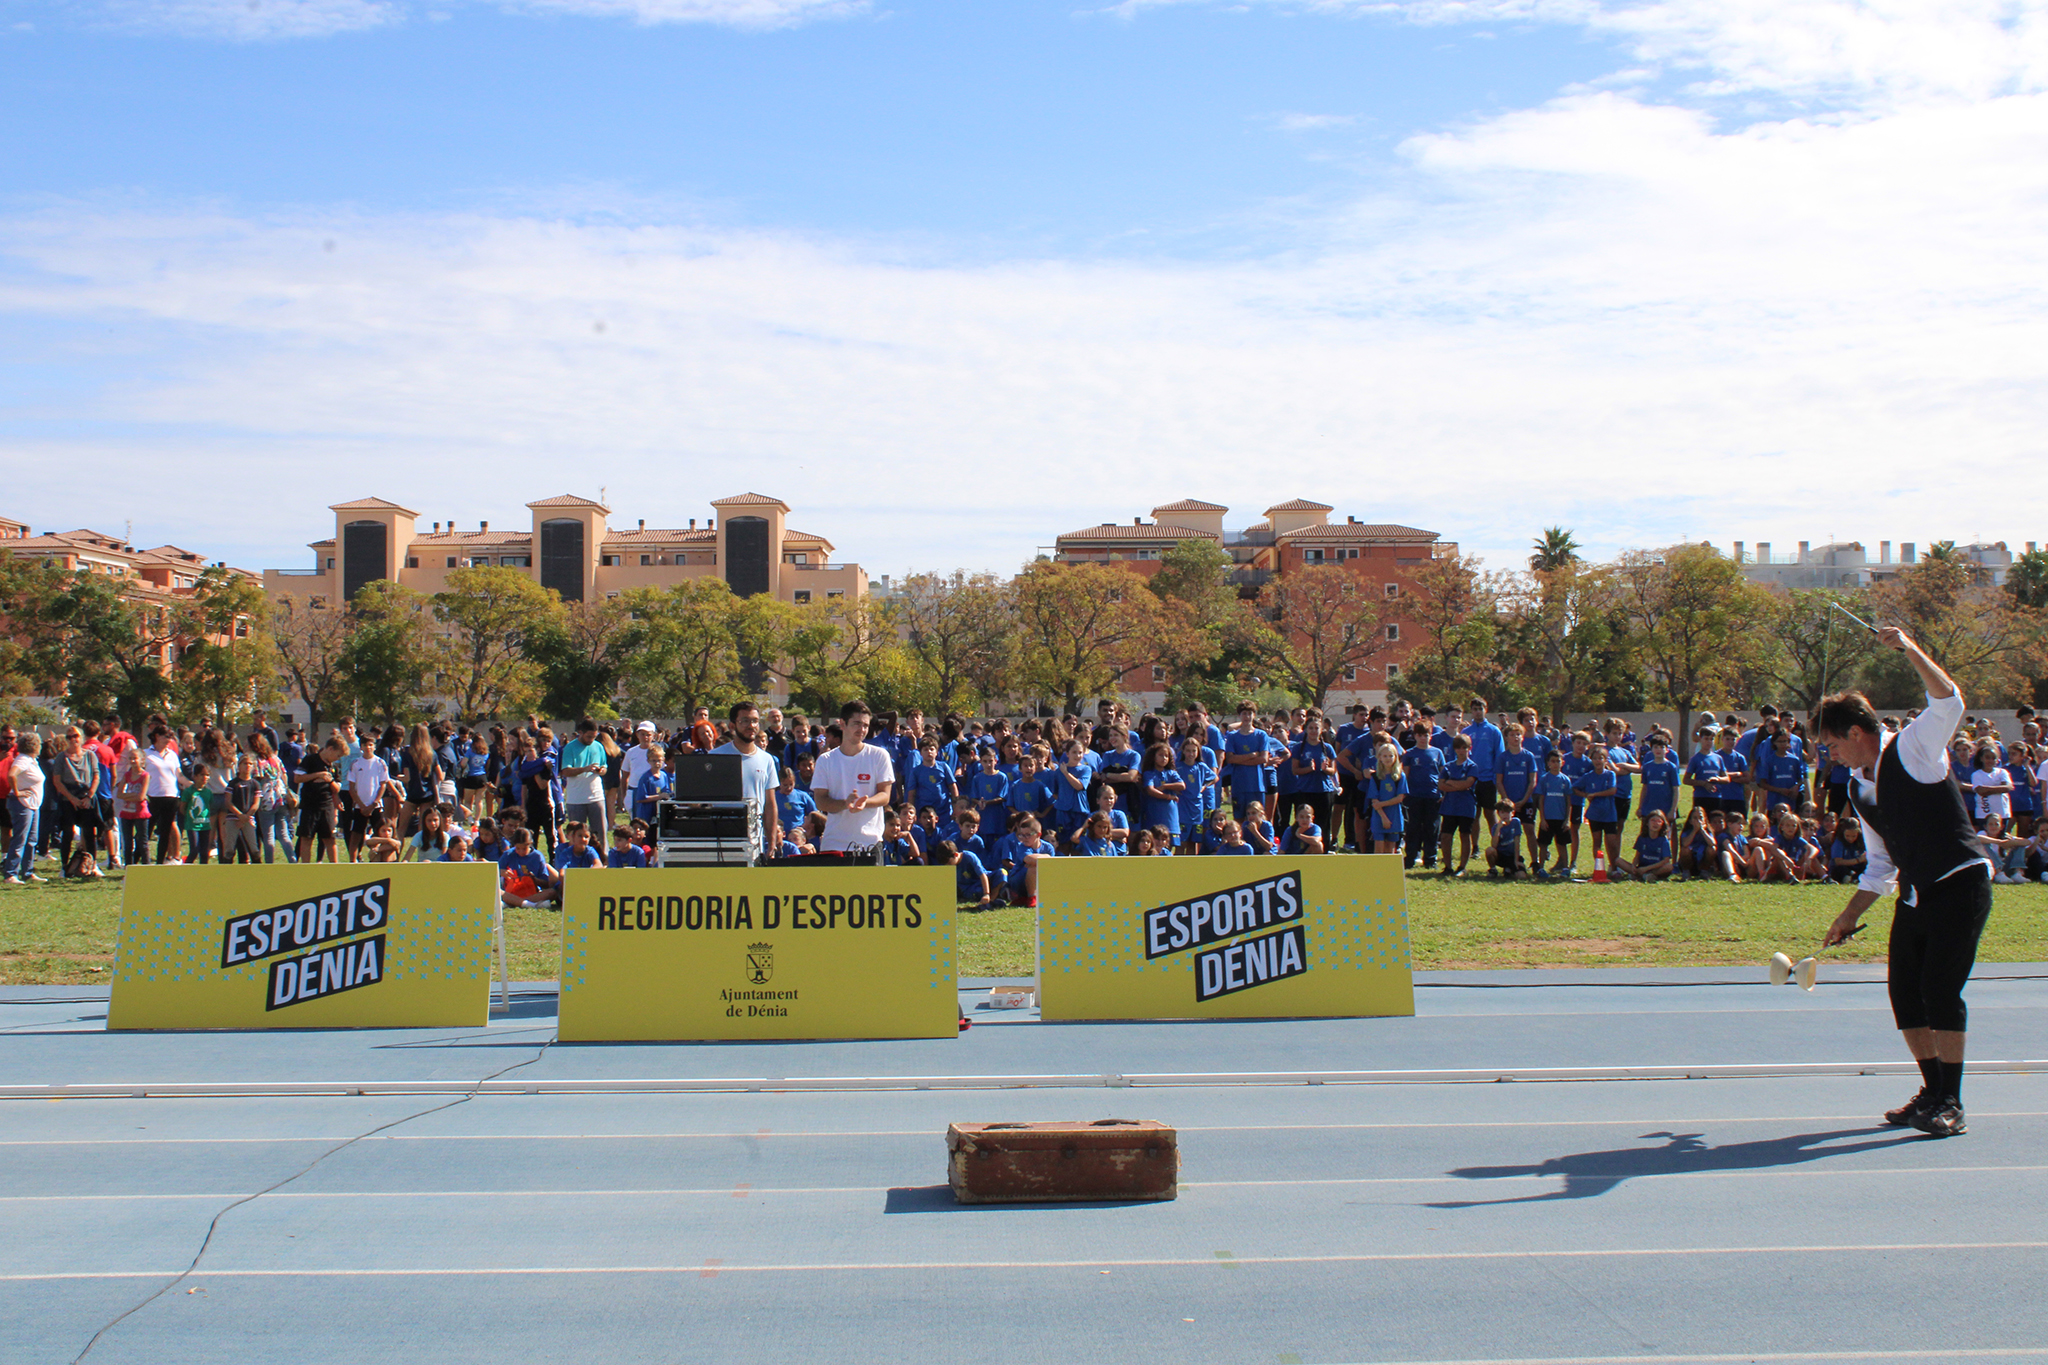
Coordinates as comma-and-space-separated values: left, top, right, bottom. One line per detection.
5, 1165, 2046, 1203
6, 1240, 2048, 1281
6, 1060, 2042, 1099
5, 1110, 2047, 1145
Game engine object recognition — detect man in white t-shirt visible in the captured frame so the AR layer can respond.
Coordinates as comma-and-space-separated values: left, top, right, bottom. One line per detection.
812, 700, 894, 852
347, 746, 391, 860
712, 702, 782, 860
619, 722, 656, 814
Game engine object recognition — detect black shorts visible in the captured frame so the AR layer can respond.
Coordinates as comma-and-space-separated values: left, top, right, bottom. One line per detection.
1614, 797, 1632, 827
1476, 781, 1497, 810
1514, 802, 1536, 825
1588, 819, 1618, 835
343, 804, 375, 838
1440, 815, 1475, 835
1887, 865, 1991, 1033
1539, 822, 1570, 850
301, 803, 336, 838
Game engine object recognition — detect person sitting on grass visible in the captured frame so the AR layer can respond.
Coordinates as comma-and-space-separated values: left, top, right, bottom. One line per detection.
1621, 809, 1675, 882
499, 827, 553, 909
941, 838, 992, 909
606, 825, 648, 868
408, 803, 452, 861
1772, 811, 1825, 881
1128, 827, 1157, 858
472, 816, 507, 865
361, 812, 403, 864
1242, 799, 1276, 855
548, 819, 600, 898
1675, 806, 1713, 879
1828, 815, 1868, 883
1711, 810, 1746, 881
444, 833, 472, 863
1484, 800, 1524, 878
1076, 810, 1123, 857
1215, 819, 1253, 855
951, 806, 988, 863
1534, 748, 1575, 881
1088, 783, 1129, 851
1280, 801, 1325, 854
1741, 813, 1796, 882
1981, 814, 2030, 884
997, 814, 1055, 907
1146, 823, 1175, 854
881, 810, 923, 866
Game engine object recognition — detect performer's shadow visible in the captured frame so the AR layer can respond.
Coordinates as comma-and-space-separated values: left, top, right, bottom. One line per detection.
1426, 1127, 1920, 1208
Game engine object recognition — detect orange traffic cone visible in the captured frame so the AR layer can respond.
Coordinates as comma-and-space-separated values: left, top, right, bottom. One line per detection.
1591, 848, 1609, 883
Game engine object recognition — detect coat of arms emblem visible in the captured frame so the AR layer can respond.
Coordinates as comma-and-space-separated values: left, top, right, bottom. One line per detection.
745, 942, 774, 985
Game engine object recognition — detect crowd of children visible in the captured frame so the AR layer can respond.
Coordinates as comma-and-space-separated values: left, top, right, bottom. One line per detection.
10, 696, 2048, 904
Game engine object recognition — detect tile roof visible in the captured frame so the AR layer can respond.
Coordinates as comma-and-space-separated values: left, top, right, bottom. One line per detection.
330, 497, 420, 515
1264, 498, 1334, 514
1279, 523, 1440, 543
412, 531, 534, 546
599, 528, 715, 545
527, 494, 610, 510
710, 492, 791, 510
1151, 499, 1228, 514
1055, 523, 1221, 544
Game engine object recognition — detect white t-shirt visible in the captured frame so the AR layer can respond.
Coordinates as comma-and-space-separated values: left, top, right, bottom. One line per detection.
141, 747, 183, 799
350, 754, 390, 809
9, 754, 45, 808
812, 743, 895, 851
1972, 766, 2013, 821
620, 743, 654, 797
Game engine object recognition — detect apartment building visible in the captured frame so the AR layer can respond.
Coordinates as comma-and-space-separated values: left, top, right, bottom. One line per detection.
1053, 498, 1454, 710
263, 492, 867, 609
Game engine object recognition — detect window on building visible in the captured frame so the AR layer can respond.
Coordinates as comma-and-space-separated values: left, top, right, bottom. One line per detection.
1342, 666, 1358, 682
1342, 623, 1356, 642
1385, 663, 1400, 678
405, 556, 419, 568
785, 552, 807, 565
326, 557, 336, 570
446, 557, 458, 568
1151, 665, 1166, 683
793, 590, 811, 604
502, 556, 530, 568
826, 590, 844, 600
1386, 624, 1401, 642
640, 554, 652, 566
1384, 583, 1399, 598
601, 555, 619, 567
1342, 547, 1360, 560
1135, 549, 1157, 560
235, 618, 249, 638
310, 596, 327, 610
1304, 549, 1324, 564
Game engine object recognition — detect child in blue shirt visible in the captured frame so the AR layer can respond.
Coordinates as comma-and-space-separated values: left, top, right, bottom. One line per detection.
1621, 808, 1674, 881
1005, 752, 1056, 828
1713, 728, 1749, 816
498, 828, 554, 908
908, 737, 957, 824
1636, 736, 1681, 830
1685, 740, 1725, 815
998, 815, 1056, 906
605, 825, 648, 867
1076, 810, 1125, 857
965, 749, 1009, 833
1051, 739, 1096, 846
632, 746, 672, 824
1138, 743, 1185, 846
1575, 745, 1622, 869
1214, 819, 1254, 855
1484, 803, 1524, 877
775, 766, 817, 852
1534, 749, 1576, 879
952, 807, 990, 865
944, 840, 992, 907
1223, 706, 1278, 819
1174, 737, 1215, 853
880, 810, 923, 866
1366, 745, 1408, 853
1436, 734, 1480, 876
1279, 804, 1324, 854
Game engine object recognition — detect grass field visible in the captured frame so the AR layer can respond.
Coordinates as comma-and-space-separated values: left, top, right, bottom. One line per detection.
5, 857, 2043, 986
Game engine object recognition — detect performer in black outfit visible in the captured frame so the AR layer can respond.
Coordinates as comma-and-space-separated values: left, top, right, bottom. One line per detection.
1816, 627, 1993, 1138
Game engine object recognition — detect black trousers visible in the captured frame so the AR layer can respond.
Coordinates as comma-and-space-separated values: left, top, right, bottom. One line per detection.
1403, 797, 1442, 867
1888, 864, 1992, 1033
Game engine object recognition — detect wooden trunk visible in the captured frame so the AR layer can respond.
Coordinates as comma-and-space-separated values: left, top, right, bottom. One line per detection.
946, 1119, 1178, 1204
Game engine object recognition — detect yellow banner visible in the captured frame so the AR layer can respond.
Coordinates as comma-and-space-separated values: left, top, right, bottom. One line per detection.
557, 866, 958, 1042
108, 864, 498, 1030
1037, 856, 1413, 1020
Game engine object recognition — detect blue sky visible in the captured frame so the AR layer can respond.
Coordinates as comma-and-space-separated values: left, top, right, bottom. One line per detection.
2, 0, 2045, 577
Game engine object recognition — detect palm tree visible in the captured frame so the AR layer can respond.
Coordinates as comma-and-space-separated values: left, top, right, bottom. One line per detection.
1530, 527, 1581, 572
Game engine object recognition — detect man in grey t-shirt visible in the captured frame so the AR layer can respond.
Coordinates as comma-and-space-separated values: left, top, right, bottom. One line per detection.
712, 702, 781, 860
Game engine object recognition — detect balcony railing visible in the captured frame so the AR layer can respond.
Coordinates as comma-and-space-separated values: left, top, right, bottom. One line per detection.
785, 561, 853, 571
270, 568, 324, 577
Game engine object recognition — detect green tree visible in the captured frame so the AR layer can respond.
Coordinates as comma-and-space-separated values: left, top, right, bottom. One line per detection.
336, 580, 440, 728
1391, 550, 1500, 707
172, 567, 283, 728
432, 566, 563, 723
24, 566, 175, 728
1613, 544, 1774, 756
615, 580, 754, 718
1529, 526, 1582, 572
1236, 568, 1398, 708
896, 570, 1017, 718
269, 592, 354, 733
2006, 549, 2048, 610
1869, 556, 2046, 706
1012, 561, 1161, 715
1750, 587, 1882, 713
1145, 537, 1243, 699
777, 594, 899, 718
525, 596, 642, 720
1498, 561, 1621, 722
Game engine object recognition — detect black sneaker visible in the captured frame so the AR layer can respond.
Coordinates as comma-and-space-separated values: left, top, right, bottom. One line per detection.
1912, 1099, 1967, 1138
1883, 1087, 1934, 1126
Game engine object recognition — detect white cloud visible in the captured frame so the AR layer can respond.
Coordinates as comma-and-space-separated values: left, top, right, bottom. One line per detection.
1265, 111, 1358, 130
5, 0, 2047, 573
